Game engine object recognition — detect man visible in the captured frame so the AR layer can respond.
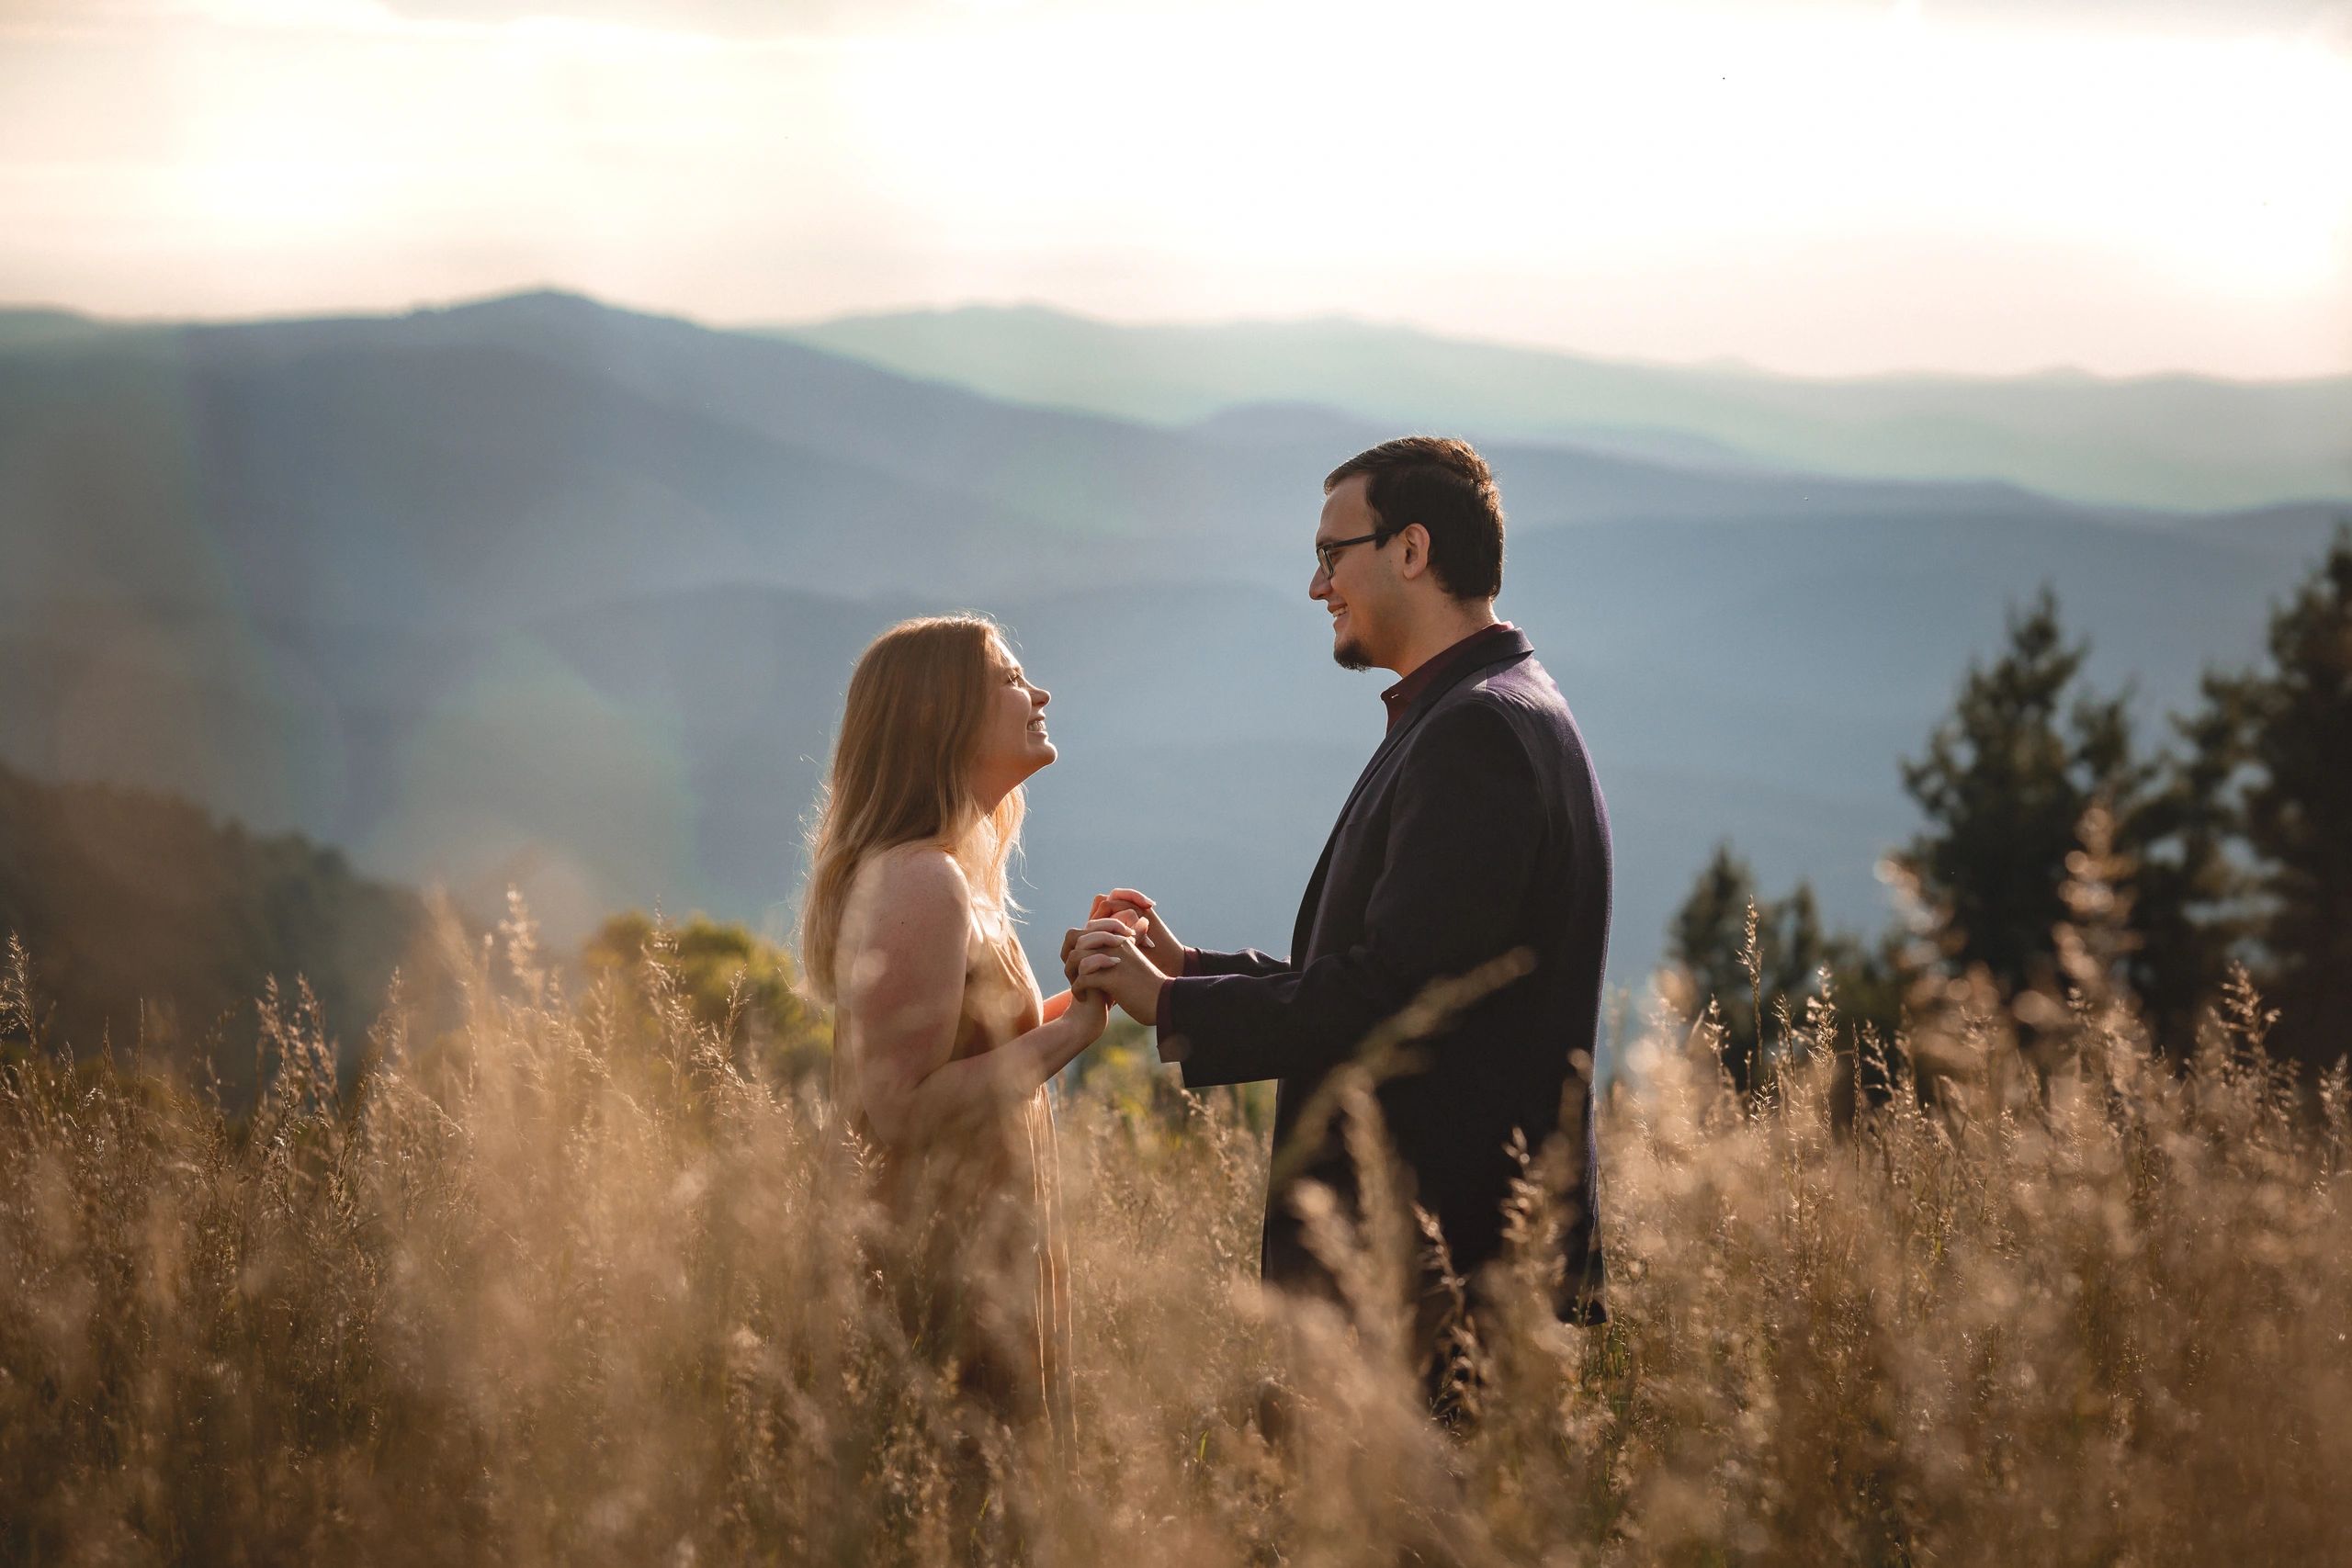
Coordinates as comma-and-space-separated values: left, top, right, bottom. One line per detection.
1066, 436, 1611, 1412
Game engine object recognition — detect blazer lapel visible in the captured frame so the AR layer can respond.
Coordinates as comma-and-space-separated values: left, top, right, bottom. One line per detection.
1287, 631, 1535, 959
1332, 634, 1532, 827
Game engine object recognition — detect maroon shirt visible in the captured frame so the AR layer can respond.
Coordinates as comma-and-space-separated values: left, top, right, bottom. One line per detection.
1156, 621, 1517, 1054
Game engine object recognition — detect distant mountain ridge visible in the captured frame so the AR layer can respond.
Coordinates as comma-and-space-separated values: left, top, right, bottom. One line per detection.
0, 308, 119, 348
773, 304, 2352, 513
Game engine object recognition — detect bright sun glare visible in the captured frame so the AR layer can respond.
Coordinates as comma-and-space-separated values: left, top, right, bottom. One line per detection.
843, 3, 2351, 290
5, 0, 2347, 373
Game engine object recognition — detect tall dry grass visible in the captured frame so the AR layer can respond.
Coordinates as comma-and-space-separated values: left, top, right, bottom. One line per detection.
4, 855, 2348, 1566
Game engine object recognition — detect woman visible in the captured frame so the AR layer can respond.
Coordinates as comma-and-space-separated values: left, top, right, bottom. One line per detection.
798, 614, 1114, 1452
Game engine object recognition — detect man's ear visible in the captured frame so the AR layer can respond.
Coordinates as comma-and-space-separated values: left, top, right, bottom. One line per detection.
1396, 524, 1432, 581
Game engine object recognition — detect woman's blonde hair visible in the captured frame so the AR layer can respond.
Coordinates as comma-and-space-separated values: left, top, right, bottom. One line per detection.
797, 615, 1025, 1006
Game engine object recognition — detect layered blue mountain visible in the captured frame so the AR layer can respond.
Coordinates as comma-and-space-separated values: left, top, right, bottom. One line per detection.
2, 290, 2342, 1052
775, 305, 2352, 513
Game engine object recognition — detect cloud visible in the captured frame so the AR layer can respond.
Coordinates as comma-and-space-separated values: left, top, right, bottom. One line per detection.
0, 0, 1032, 42
1914, 0, 2352, 43
370, 0, 1029, 38
1945, 0, 2335, 17
2, 0, 2344, 376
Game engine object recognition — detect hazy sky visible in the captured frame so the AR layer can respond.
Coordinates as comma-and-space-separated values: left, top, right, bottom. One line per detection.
3, 0, 2347, 376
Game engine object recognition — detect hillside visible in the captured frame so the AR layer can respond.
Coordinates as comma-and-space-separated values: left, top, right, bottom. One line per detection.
0, 760, 437, 1101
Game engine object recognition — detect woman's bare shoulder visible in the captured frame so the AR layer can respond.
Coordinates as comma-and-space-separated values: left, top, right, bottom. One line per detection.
840, 843, 971, 953
854, 840, 967, 900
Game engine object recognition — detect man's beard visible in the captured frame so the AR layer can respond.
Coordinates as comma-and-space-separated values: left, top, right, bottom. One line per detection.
1331, 632, 1373, 672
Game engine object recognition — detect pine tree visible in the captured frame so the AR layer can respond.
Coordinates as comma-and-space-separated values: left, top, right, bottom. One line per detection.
1668, 842, 1898, 1095
1892, 586, 2231, 1058
2131, 693, 2245, 1056
2202, 525, 2352, 1075
1668, 843, 1766, 1090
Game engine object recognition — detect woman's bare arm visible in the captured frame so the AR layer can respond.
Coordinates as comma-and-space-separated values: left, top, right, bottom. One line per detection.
841, 847, 1106, 1147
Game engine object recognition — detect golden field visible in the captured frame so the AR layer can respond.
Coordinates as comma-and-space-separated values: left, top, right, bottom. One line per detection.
3, 874, 2346, 1567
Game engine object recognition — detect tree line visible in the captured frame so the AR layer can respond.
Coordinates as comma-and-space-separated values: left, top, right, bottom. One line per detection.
1670, 525, 2352, 1092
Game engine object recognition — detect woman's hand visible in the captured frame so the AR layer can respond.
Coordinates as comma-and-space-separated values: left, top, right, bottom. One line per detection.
1061, 908, 1143, 987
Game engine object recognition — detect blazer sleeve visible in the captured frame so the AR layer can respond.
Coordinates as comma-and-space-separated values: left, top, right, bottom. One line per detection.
1166, 700, 1544, 1088
1188, 947, 1295, 979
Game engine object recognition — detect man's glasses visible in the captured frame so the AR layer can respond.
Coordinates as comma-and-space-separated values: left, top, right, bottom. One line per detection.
1314, 530, 1392, 579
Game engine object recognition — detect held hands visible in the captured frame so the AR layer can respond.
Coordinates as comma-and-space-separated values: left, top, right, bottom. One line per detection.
1087, 887, 1185, 978
1061, 888, 1176, 1027
1059, 899, 1145, 983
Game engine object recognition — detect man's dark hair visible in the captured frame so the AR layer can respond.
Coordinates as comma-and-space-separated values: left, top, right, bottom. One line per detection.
1323, 436, 1504, 601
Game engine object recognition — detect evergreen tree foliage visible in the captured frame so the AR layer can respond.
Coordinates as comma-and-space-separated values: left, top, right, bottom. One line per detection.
1894, 587, 2243, 1060
1896, 588, 2155, 998
2200, 525, 2352, 1074
2130, 691, 2246, 1057
1668, 842, 1900, 1095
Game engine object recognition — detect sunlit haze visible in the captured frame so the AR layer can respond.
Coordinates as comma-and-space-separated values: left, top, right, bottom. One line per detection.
4, 0, 2349, 376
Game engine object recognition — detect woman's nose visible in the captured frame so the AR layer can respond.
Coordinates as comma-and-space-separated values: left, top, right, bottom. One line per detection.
1035, 685, 1051, 709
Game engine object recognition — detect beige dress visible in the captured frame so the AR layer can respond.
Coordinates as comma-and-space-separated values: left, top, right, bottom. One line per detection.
836, 905, 1075, 1450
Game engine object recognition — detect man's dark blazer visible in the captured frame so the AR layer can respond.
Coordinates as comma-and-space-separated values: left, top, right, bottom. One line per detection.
1161, 626, 1611, 1325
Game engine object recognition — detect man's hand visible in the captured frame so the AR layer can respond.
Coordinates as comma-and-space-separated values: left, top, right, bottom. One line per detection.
1069, 930, 1166, 1025
1085, 888, 1186, 979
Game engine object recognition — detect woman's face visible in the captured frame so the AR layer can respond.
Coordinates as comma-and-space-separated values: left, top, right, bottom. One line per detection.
969, 635, 1054, 803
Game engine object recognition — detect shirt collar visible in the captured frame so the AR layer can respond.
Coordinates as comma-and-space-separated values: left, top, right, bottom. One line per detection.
1380, 621, 1519, 731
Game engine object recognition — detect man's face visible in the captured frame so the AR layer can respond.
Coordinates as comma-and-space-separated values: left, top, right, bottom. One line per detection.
1309, 474, 1395, 671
